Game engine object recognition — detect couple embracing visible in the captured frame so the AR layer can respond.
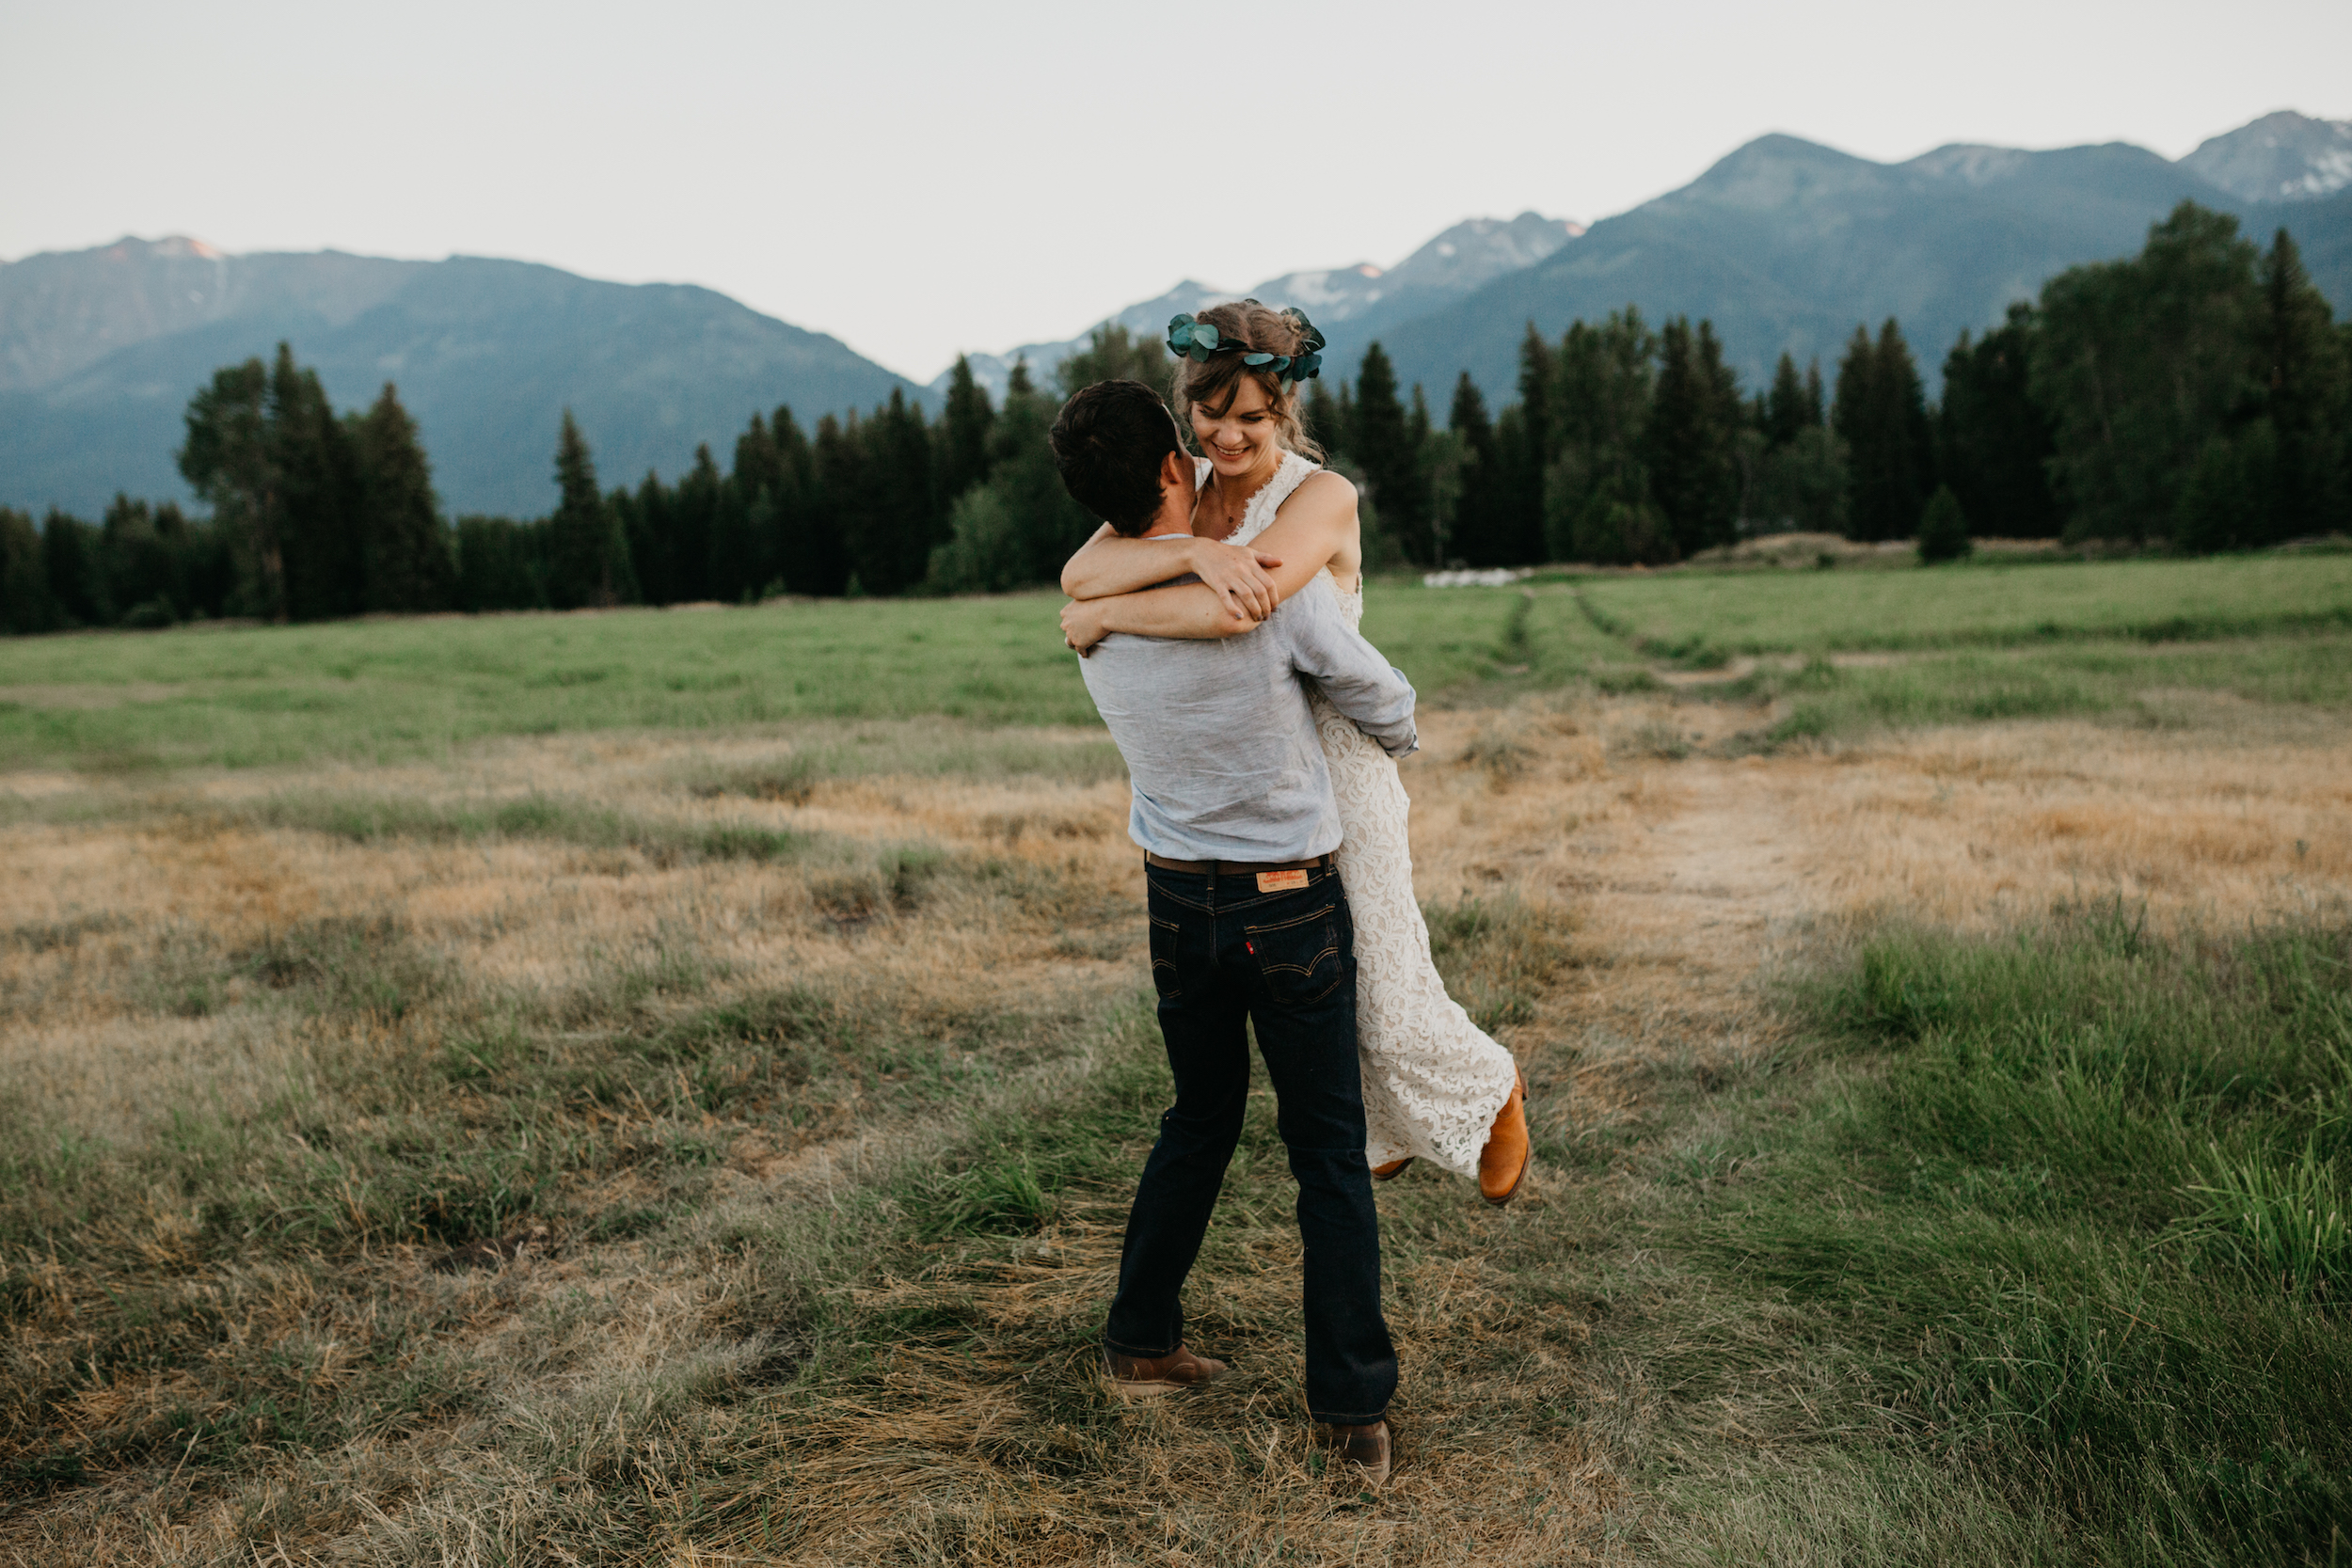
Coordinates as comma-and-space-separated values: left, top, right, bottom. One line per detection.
1045, 300, 1530, 1486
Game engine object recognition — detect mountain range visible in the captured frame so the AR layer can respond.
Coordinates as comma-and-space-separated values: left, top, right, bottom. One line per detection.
937, 211, 1585, 401
0, 243, 924, 518
3, 110, 2346, 521
1375, 124, 2352, 404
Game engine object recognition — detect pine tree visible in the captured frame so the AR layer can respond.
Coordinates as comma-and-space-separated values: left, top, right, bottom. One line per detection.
708, 476, 754, 603
1764, 353, 1811, 449
845, 389, 937, 595
40, 510, 103, 626
1518, 323, 1558, 467
624, 472, 675, 605
1836, 319, 1934, 541
715, 411, 782, 602
1407, 384, 1437, 557
1498, 323, 1559, 558
2255, 229, 2349, 543
1644, 318, 1742, 557
269, 344, 366, 622
100, 495, 174, 623
0, 508, 52, 633
1304, 380, 1343, 460
1447, 373, 1507, 565
133, 499, 229, 622
733, 412, 784, 499
1548, 309, 1661, 562
671, 446, 723, 603
547, 411, 620, 609
351, 384, 454, 613
763, 406, 822, 597
1937, 306, 2058, 538
1350, 343, 1431, 562
939, 356, 996, 501
803, 414, 861, 596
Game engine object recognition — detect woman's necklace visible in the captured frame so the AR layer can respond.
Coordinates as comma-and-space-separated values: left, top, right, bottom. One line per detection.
1194, 455, 1279, 542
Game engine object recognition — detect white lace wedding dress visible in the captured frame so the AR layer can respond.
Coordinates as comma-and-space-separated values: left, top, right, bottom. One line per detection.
1205, 453, 1519, 1176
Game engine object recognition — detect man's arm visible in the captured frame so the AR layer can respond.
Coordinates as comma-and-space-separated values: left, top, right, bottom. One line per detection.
1279, 578, 1418, 757
1062, 526, 1283, 616
1063, 581, 1260, 653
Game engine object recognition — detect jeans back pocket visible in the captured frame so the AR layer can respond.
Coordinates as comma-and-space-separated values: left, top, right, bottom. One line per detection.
1244, 901, 1348, 1005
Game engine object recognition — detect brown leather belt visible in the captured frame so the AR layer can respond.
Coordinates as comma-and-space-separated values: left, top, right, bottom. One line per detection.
1144, 851, 1335, 877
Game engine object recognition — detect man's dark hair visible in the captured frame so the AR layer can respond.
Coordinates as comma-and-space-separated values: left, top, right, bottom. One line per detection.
1049, 379, 1183, 536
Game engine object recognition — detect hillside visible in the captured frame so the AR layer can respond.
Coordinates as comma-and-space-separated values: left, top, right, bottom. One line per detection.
0, 239, 925, 518
1376, 133, 2352, 400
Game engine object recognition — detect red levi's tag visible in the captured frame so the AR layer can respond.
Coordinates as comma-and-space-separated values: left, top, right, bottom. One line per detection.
1256, 869, 1311, 893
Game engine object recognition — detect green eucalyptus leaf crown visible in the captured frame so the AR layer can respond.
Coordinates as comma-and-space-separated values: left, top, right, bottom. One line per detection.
1167, 301, 1326, 386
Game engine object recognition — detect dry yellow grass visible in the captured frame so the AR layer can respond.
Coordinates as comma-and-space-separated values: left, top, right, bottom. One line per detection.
4, 691, 2349, 1564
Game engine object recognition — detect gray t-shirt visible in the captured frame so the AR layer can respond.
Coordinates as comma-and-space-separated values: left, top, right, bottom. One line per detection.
1079, 572, 1418, 863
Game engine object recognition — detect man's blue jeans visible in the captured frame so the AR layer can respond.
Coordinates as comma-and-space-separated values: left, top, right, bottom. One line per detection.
1104, 860, 1398, 1426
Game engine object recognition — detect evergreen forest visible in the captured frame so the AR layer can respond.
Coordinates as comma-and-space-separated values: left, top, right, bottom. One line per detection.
4, 201, 2346, 634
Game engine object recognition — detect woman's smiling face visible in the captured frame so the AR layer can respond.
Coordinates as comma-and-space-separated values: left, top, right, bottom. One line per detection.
1189, 372, 1281, 482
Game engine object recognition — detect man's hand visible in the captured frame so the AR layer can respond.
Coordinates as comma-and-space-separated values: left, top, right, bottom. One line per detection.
1062, 598, 1108, 656
1186, 539, 1284, 622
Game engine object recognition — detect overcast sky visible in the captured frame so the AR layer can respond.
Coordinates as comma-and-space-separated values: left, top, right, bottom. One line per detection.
4, 0, 2346, 382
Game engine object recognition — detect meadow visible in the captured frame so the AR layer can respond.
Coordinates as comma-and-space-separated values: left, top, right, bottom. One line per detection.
3, 548, 2350, 1565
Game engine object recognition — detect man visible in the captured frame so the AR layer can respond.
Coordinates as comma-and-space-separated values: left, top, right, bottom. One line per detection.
1048, 379, 1418, 1485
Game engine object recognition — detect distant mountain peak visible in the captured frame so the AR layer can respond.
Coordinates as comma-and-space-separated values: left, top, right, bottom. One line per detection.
87, 234, 228, 262
2180, 110, 2352, 203
932, 212, 1581, 398
1904, 144, 2034, 186
1682, 134, 1890, 211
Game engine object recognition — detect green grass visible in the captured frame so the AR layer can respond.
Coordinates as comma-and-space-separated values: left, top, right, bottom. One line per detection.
1578, 552, 2352, 657
0, 597, 1100, 771
0, 586, 1592, 772
1666, 909, 2352, 1564
1726, 633, 2352, 745
8, 554, 2350, 772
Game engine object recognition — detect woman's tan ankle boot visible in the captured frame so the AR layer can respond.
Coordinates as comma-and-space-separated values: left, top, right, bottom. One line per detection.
1477, 1070, 1529, 1206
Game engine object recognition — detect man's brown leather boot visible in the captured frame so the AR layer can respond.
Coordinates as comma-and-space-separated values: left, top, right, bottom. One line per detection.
1371, 1157, 1414, 1180
1477, 1069, 1530, 1206
1101, 1344, 1227, 1399
1319, 1419, 1391, 1486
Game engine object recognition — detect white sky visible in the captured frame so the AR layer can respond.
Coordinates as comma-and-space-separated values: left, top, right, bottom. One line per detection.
4, 0, 2347, 382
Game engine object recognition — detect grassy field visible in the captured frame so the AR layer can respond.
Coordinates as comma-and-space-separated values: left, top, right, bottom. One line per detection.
1575, 550, 2352, 657
3, 548, 2350, 1564
6, 551, 2351, 772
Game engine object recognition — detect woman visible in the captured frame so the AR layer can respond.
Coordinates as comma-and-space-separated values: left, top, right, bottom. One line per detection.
1057, 300, 1529, 1204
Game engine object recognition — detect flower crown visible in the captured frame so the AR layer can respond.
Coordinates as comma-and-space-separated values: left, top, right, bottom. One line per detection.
1166, 301, 1326, 386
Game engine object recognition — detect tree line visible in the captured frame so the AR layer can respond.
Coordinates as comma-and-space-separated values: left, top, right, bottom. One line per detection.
1318, 202, 2347, 567
3, 201, 2344, 635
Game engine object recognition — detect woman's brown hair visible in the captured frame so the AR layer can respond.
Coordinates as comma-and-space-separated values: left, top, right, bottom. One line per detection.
1168, 300, 1325, 464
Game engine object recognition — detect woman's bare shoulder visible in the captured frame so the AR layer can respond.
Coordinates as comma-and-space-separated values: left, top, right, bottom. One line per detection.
1295, 468, 1358, 506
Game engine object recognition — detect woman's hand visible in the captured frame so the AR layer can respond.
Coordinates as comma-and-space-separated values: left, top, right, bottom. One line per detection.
1061, 598, 1109, 656
1185, 539, 1284, 623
